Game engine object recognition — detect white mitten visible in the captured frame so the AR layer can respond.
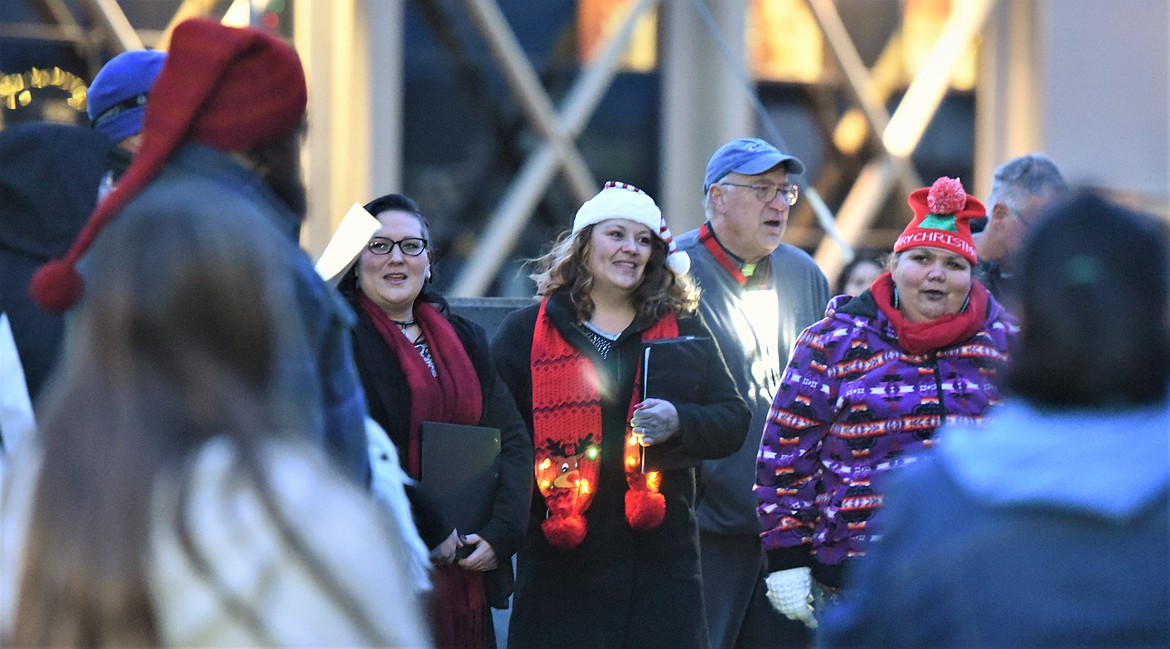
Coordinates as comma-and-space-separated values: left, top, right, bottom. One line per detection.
765, 567, 817, 629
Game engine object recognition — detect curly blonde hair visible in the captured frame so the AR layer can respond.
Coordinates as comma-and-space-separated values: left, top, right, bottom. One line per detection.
529, 224, 699, 322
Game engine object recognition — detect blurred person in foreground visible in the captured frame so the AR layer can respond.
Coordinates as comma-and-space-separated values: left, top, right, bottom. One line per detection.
29, 18, 370, 485
491, 182, 749, 647
85, 48, 167, 198
339, 193, 532, 648
820, 191, 1170, 647
975, 153, 1068, 301
0, 205, 431, 646
675, 137, 830, 648
755, 177, 1018, 629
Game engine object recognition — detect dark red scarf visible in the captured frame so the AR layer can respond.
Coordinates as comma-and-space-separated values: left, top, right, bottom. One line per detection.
870, 272, 989, 355
359, 294, 483, 477
530, 299, 677, 549
359, 293, 487, 648
699, 222, 769, 288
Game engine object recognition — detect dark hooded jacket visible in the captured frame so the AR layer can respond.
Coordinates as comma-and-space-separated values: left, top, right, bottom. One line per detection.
0, 123, 111, 414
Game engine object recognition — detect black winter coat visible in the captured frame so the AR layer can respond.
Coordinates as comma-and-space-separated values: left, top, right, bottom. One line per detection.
349, 299, 532, 608
0, 123, 111, 410
490, 292, 750, 648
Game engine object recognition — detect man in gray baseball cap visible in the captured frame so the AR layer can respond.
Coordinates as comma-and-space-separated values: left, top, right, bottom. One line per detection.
675, 137, 829, 648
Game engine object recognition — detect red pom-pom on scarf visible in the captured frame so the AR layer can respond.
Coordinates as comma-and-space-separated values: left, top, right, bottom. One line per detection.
625, 489, 666, 530
542, 514, 587, 549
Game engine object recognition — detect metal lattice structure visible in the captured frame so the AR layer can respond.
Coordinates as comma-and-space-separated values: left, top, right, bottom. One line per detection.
9, 1, 1153, 295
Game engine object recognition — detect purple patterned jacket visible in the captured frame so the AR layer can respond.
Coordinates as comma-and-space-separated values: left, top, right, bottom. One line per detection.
755, 288, 1017, 586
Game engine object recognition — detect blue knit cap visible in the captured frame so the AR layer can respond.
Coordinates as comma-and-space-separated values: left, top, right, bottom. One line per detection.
86, 50, 167, 143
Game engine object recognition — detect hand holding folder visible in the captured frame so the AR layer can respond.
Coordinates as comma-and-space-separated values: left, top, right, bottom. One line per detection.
637, 336, 713, 472
419, 421, 501, 534
642, 335, 710, 403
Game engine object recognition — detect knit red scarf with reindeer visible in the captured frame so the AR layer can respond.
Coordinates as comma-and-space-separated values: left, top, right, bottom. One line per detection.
530, 299, 677, 549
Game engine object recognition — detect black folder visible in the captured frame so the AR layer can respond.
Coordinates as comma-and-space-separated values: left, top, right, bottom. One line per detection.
639, 336, 713, 472
642, 335, 711, 403
420, 421, 501, 533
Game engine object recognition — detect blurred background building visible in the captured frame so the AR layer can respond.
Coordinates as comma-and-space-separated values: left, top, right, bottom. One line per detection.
2, 0, 1166, 295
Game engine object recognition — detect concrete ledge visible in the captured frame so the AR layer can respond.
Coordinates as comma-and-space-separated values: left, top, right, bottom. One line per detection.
448, 296, 538, 340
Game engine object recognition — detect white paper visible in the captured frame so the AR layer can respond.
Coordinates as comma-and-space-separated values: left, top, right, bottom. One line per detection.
365, 417, 431, 594
314, 203, 381, 287
0, 313, 35, 456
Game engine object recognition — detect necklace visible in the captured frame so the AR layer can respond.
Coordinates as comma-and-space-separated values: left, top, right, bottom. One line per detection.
390, 318, 416, 328
584, 319, 624, 338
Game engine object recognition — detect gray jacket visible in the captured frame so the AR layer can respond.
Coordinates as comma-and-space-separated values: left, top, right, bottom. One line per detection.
676, 226, 830, 535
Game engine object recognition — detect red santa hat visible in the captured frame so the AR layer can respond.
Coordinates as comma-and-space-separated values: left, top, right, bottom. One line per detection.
31, 18, 308, 313
894, 176, 985, 264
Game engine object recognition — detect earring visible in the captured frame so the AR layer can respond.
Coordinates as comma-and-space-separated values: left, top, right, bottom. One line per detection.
892, 287, 899, 309
424, 267, 432, 283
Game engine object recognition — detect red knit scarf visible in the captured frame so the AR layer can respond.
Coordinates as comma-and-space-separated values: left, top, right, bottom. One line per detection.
870, 272, 990, 355
699, 222, 769, 288
359, 294, 487, 648
359, 294, 482, 476
529, 299, 678, 549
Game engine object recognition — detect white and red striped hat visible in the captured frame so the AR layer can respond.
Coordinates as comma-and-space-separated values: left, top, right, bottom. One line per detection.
572, 181, 690, 275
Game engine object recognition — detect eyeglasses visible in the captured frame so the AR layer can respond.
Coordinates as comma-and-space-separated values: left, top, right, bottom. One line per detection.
719, 182, 799, 206
367, 236, 428, 256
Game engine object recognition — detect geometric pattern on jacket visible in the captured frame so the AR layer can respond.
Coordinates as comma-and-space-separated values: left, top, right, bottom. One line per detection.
755, 290, 1018, 571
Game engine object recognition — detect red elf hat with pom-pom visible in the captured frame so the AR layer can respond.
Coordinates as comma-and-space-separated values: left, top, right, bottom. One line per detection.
30, 18, 307, 313
894, 176, 985, 264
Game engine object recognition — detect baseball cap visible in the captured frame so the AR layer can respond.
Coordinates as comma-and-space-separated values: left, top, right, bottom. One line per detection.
86, 49, 167, 143
703, 137, 805, 193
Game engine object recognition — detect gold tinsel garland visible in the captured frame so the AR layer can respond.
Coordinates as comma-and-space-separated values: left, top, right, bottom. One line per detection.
0, 67, 87, 111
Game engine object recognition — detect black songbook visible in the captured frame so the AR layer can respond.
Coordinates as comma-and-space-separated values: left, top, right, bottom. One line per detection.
639, 336, 713, 472
642, 335, 711, 403
420, 421, 501, 533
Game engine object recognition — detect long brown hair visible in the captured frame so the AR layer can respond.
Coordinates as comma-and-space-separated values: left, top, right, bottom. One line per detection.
529, 223, 699, 322
11, 203, 380, 645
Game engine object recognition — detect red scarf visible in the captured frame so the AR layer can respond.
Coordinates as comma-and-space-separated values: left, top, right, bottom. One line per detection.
359, 294, 482, 477
699, 222, 769, 288
530, 299, 677, 549
870, 272, 989, 355
360, 294, 487, 648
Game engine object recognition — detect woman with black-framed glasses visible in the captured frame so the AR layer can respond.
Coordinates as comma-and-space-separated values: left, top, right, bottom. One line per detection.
339, 193, 533, 649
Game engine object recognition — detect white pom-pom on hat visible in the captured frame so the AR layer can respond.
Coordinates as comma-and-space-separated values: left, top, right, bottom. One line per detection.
573, 181, 690, 275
